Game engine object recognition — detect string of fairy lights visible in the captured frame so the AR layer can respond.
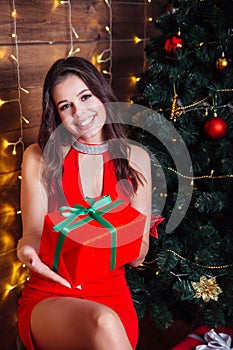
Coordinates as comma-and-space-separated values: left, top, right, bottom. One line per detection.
1, 0, 233, 296
0, 0, 115, 297
97, 0, 113, 83
0, 0, 155, 296
1, 0, 29, 156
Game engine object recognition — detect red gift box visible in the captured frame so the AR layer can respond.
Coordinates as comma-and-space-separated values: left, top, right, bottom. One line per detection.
39, 195, 146, 287
171, 325, 233, 349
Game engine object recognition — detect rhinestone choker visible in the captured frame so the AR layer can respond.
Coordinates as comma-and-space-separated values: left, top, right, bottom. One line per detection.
72, 139, 109, 155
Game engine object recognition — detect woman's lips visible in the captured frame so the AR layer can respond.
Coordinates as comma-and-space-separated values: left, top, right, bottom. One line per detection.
74, 115, 95, 127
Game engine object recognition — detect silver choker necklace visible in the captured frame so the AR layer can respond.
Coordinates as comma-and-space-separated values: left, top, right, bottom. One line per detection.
72, 139, 109, 155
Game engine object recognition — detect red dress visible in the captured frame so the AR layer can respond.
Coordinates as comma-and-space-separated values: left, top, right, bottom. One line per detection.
17, 148, 139, 349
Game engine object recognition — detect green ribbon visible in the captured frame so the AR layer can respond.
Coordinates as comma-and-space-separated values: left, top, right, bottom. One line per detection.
52, 195, 123, 272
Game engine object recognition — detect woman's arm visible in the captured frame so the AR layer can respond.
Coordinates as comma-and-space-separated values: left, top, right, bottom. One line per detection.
17, 144, 71, 287
128, 145, 152, 267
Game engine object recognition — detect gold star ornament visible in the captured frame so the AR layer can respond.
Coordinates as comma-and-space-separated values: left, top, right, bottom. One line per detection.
192, 276, 223, 302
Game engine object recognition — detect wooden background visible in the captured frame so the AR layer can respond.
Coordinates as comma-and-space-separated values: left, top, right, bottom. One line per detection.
0, 1, 170, 349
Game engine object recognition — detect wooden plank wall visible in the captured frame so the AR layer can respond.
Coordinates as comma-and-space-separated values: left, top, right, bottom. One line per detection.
0, 1, 168, 349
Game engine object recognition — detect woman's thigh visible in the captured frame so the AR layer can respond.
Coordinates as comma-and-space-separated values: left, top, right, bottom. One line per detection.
31, 296, 131, 350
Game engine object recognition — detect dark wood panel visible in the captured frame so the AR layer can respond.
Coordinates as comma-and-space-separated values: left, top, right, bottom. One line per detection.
0, 0, 108, 43
0, 87, 42, 134
0, 42, 109, 89
112, 40, 145, 76
112, 76, 140, 102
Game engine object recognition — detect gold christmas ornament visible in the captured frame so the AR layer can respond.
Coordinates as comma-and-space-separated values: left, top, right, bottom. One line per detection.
170, 92, 179, 121
192, 276, 223, 302
216, 52, 228, 71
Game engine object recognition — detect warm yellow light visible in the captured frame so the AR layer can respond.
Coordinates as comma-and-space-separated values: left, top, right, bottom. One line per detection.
20, 87, 29, 94
72, 28, 79, 39
11, 10, 17, 17
147, 0, 152, 3
105, 25, 110, 33
131, 76, 137, 84
73, 47, 81, 54
1, 232, 15, 250
96, 55, 102, 63
52, 0, 60, 12
11, 54, 18, 62
0, 99, 6, 107
11, 33, 16, 38
148, 17, 153, 22
0, 48, 7, 59
103, 70, 110, 75
134, 36, 142, 44
3, 139, 9, 149
21, 116, 30, 124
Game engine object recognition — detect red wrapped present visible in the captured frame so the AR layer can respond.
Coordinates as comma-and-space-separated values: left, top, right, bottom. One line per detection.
171, 325, 233, 349
39, 195, 146, 287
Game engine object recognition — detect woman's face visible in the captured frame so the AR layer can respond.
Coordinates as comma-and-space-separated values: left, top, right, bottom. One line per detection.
52, 74, 106, 144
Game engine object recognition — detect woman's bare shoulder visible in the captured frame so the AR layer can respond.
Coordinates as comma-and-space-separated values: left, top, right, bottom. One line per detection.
129, 144, 151, 170
22, 143, 42, 168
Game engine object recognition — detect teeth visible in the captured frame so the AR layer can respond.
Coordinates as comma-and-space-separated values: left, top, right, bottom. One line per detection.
79, 116, 94, 126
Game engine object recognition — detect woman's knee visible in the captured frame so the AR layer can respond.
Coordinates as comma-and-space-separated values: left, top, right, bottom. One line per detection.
94, 308, 121, 332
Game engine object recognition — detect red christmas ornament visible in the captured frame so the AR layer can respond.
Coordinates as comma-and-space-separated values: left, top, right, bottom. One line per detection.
164, 35, 182, 54
203, 116, 227, 140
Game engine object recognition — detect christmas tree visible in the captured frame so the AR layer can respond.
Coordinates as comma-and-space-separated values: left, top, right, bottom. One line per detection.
126, 0, 233, 329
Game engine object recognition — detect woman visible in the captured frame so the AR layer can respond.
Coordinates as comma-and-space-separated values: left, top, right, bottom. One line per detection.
17, 56, 151, 350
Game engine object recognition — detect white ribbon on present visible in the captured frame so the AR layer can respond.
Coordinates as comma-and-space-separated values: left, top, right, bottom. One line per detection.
191, 328, 233, 349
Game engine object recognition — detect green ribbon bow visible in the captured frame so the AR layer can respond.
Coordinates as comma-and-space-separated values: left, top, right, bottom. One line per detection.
52, 195, 123, 272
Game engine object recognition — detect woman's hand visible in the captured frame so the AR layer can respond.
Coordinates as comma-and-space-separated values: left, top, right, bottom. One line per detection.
17, 244, 71, 288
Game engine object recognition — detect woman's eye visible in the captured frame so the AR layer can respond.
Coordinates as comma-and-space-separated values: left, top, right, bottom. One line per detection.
81, 93, 92, 101
60, 103, 71, 111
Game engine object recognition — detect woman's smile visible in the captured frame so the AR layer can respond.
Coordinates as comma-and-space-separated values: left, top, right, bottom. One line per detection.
77, 115, 95, 127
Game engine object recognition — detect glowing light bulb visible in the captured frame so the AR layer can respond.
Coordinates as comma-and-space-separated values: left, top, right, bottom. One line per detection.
20, 87, 29, 94
134, 36, 142, 44
72, 27, 79, 38
0, 99, 6, 107
21, 116, 30, 124
11, 54, 18, 62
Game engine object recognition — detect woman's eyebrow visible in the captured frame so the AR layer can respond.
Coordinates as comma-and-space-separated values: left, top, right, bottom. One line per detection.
56, 89, 90, 107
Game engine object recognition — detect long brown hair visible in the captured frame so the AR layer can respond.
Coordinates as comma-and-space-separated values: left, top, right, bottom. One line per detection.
38, 56, 143, 205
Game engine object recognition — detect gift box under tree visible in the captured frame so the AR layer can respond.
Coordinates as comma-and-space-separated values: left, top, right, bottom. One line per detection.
171, 325, 233, 349
39, 195, 146, 287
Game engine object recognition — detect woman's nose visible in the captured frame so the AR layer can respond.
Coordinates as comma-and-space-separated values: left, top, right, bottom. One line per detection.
72, 103, 80, 117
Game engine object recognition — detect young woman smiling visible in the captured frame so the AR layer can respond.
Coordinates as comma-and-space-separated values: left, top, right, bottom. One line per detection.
17, 57, 151, 350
